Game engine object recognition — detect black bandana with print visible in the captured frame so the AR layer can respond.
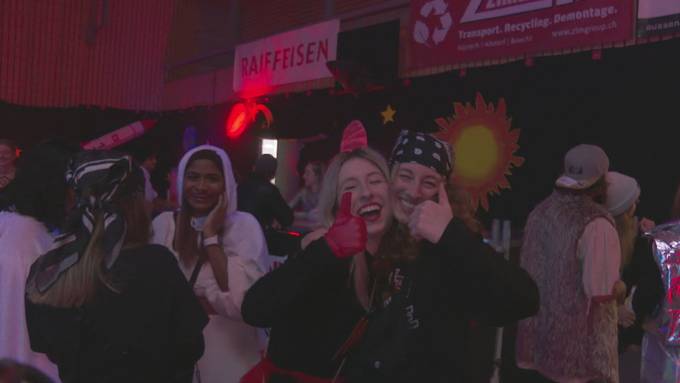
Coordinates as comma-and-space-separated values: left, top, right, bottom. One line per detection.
28, 151, 143, 293
389, 130, 453, 177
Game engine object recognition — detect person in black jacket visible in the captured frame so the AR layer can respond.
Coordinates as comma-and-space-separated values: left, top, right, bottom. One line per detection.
241, 138, 391, 383
25, 151, 207, 383
345, 130, 539, 383
237, 154, 293, 230
237, 154, 295, 255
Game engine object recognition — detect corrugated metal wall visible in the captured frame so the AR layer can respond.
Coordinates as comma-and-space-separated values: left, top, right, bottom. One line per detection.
0, 0, 177, 110
239, 0, 324, 43
335, 0, 389, 14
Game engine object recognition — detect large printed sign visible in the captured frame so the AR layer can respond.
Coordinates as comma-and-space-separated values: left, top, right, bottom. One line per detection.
409, 0, 634, 69
234, 19, 339, 94
637, 0, 680, 37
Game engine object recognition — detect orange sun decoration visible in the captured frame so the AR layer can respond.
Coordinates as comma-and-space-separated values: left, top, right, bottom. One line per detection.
435, 93, 524, 211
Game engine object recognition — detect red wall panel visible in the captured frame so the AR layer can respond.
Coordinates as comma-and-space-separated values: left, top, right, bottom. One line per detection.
0, 0, 176, 110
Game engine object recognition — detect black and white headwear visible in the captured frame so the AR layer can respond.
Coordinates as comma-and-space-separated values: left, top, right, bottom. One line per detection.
28, 151, 143, 293
389, 130, 453, 177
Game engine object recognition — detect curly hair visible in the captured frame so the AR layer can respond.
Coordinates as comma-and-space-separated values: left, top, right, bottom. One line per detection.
371, 222, 420, 304
371, 182, 482, 305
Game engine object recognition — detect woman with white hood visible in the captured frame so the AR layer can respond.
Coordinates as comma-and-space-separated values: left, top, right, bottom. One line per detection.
152, 145, 268, 383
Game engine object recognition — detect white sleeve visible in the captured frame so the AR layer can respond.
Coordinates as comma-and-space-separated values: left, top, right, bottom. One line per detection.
0, 216, 60, 380
151, 212, 174, 247
288, 191, 302, 209
578, 218, 621, 298
143, 170, 158, 202
195, 213, 268, 318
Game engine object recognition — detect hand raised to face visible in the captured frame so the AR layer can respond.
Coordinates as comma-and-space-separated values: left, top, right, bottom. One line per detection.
407, 183, 453, 244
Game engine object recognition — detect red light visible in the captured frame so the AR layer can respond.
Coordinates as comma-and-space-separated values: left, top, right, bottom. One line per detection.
287, 231, 301, 237
225, 101, 274, 140
226, 103, 248, 139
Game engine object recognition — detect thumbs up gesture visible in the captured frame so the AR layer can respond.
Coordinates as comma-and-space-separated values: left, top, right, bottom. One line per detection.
324, 192, 367, 258
408, 183, 453, 243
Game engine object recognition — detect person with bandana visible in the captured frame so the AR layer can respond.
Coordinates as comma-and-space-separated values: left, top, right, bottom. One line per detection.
151, 145, 268, 383
345, 130, 539, 383
25, 151, 208, 383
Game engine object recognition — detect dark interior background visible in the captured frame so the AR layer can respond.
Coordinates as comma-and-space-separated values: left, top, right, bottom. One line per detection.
2, 24, 678, 229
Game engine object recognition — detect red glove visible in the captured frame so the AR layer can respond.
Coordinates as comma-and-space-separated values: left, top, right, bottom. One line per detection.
324, 192, 367, 258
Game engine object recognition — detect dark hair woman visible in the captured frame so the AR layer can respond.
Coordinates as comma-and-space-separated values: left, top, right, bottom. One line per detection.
151, 145, 269, 383
25, 151, 208, 383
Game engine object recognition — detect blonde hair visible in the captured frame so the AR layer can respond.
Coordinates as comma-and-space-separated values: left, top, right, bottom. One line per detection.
27, 214, 116, 307
447, 182, 483, 234
614, 206, 638, 269
27, 191, 150, 308
316, 147, 390, 228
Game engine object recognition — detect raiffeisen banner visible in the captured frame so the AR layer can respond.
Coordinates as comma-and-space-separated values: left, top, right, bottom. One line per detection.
233, 19, 339, 94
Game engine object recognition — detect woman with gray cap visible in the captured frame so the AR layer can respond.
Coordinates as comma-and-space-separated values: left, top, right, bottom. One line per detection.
25, 151, 208, 383
604, 171, 651, 383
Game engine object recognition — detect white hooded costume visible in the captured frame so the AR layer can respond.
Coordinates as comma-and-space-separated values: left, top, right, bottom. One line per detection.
152, 145, 267, 383
0, 211, 60, 382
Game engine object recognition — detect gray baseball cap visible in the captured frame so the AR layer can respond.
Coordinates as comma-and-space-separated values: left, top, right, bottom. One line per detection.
555, 144, 609, 190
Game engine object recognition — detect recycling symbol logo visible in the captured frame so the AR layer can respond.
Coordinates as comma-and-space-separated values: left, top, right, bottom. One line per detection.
413, 0, 453, 47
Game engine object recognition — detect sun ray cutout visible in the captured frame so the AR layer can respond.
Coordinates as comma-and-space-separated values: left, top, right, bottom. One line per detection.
435, 93, 524, 211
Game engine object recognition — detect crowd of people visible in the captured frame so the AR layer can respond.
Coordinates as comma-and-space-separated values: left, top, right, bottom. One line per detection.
0, 120, 676, 383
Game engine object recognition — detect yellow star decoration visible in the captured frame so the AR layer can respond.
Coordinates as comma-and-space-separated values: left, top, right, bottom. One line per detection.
381, 104, 396, 124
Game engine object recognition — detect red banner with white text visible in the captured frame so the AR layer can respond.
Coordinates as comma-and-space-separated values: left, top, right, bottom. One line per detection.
408, 0, 634, 70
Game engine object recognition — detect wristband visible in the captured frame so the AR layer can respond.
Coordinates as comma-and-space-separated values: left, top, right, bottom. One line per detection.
202, 235, 219, 248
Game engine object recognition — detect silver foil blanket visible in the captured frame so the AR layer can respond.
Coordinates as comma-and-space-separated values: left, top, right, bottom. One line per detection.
651, 221, 680, 346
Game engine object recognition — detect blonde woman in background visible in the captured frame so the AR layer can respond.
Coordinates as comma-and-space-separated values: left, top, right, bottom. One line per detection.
289, 160, 325, 232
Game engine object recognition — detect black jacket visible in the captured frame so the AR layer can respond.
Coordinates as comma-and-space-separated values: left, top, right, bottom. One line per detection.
345, 219, 540, 383
237, 175, 293, 229
242, 239, 365, 378
0, 180, 15, 211
619, 236, 665, 351
25, 245, 208, 383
